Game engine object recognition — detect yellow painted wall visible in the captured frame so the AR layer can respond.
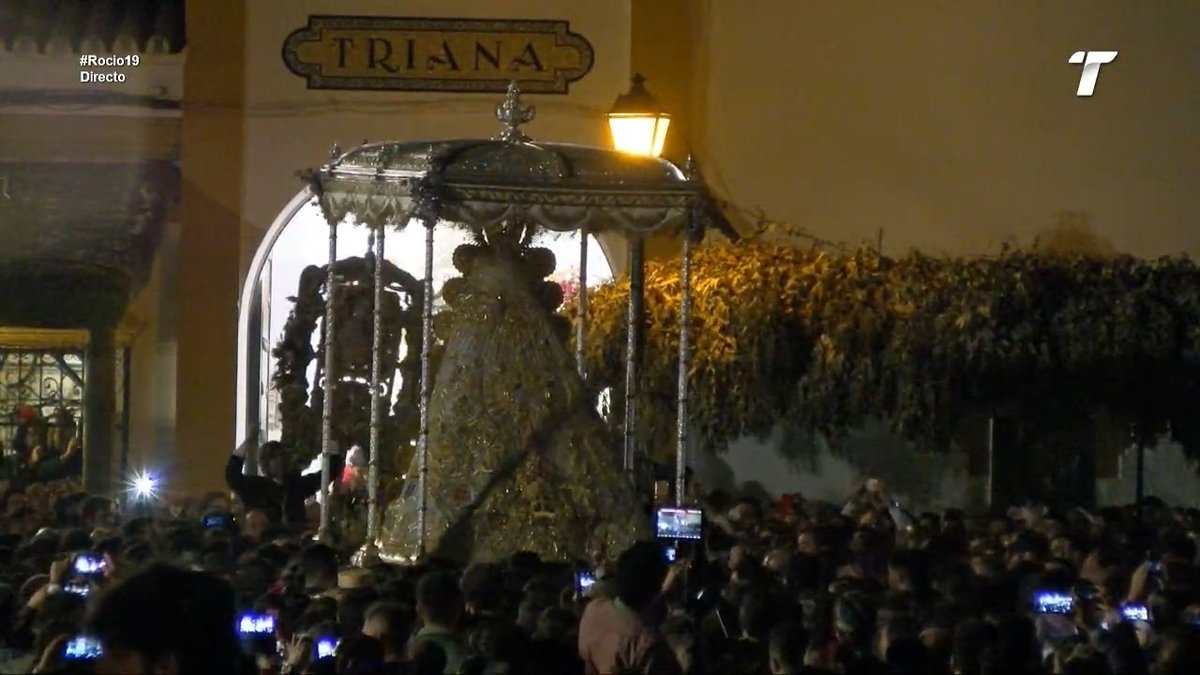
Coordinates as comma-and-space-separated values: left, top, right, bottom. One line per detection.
173, 0, 246, 492
630, 0, 702, 261
124, 229, 177, 478
697, 0, 1198, 256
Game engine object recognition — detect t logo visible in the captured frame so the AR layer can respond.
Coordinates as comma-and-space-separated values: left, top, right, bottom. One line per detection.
1068, 51, 1118, 96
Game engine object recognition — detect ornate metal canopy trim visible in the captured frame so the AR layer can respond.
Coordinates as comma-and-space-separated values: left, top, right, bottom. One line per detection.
308, 82, 698, 235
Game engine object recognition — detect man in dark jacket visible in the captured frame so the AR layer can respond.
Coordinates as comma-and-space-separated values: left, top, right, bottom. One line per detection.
225, 433, 343, 528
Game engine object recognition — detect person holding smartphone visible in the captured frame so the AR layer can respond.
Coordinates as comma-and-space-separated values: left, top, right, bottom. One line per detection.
578, 542, 681, 675
225, 430, 343, 529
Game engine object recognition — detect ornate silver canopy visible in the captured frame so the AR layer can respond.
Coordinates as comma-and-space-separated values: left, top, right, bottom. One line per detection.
309, 83, 697, 234
304, 82, 704, 556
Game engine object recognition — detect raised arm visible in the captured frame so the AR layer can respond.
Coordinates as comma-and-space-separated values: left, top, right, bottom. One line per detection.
296, 447, 344, 497
225, 436, 257, 496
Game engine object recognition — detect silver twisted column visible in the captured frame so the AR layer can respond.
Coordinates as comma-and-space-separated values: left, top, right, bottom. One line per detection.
575, 230, 589, 378
317, 215, 339, 542
356, 218, 387, 565
623, 237, 645, 474
416, 215, 435, 557
676, 159, 699, 505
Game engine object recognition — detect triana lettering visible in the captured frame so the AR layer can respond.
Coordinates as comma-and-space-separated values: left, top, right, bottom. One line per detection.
333, 36, 547, 73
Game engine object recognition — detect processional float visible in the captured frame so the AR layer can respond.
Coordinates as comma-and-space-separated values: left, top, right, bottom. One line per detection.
303, 83, 704, 564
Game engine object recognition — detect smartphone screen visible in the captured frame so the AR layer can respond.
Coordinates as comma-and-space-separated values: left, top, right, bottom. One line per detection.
314, 636, 337, 660
1033, 591, 1074, 615
73, 553, 107, 579
237, 612, 276, 637
655, 507, 703, 540
575, 571, 596, 594
202, 513, 231, 529
1120, 603, 1150, 623
664, 546, 678, 563
63, 636, 102, 660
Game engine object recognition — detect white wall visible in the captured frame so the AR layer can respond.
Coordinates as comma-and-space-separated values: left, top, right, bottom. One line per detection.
702, 427, 1200, 511
1097, 442, 1200, 507
696, 421, 973, 513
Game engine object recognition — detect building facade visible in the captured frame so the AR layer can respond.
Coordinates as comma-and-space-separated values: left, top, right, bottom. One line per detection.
1, 0, 1196, 504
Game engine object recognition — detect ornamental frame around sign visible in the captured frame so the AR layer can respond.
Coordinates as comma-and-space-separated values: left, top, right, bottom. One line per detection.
281, 16, 595, 94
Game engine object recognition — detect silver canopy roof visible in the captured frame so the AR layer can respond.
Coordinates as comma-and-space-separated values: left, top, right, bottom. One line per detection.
309, 83, 698, 235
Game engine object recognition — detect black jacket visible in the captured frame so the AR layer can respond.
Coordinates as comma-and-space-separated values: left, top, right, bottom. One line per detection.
224, 454, 344, 527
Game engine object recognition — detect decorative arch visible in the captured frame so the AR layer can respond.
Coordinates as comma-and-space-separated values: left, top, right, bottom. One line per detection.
234, 188, 617, 453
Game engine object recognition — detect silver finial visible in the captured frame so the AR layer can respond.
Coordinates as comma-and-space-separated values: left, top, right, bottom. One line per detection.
494, 81, 534, 143
330, 143, 341, 159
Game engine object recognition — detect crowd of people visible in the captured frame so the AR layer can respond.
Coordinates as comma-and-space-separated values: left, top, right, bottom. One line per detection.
0, 441, 1198, 674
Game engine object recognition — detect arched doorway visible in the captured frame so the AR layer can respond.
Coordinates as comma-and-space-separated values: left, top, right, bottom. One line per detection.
234, 189, 616, 452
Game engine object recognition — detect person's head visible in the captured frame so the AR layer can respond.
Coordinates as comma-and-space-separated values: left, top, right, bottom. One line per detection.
764, 548, 795, 582
362, 601, 410, 661
878, 615, 920, 660
300, 543, 339, 593
797, 527, 829, 556
60, 527, 92, 553
533, 606, 575, 643
730, 499, 762, 530
81, 497, 115, 529
201, 491, 231, 515
410, 638, 448, 675
952, 619, 997, 675
122, 517, 155, 542
258, 441, 289, 482
614, 541, 668, 613
242, 509, 269, 541
1061, 649, 1112, 675
769, 622, 807, 674
417, 571, 463, 630
739, 591, 775, 641
335, 634, 385, 675
460, 563, 503, 615
88, 564, 241, 675
467, 621, 523, 665
1163, 531, 1198, 565
338, 586, 380, 636
887, 551, 924, 592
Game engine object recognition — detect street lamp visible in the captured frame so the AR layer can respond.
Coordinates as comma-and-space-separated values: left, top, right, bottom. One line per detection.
608, 74, 671, 158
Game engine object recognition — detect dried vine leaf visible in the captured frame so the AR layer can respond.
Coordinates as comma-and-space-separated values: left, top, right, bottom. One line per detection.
570, 240, 1200, 461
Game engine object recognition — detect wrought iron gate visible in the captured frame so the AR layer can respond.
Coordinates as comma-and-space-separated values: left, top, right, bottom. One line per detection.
1, 346, 132, 481
0, 348, 85, 452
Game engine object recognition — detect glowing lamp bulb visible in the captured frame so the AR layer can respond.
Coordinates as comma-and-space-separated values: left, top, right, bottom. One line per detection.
133, 474, 157, 498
